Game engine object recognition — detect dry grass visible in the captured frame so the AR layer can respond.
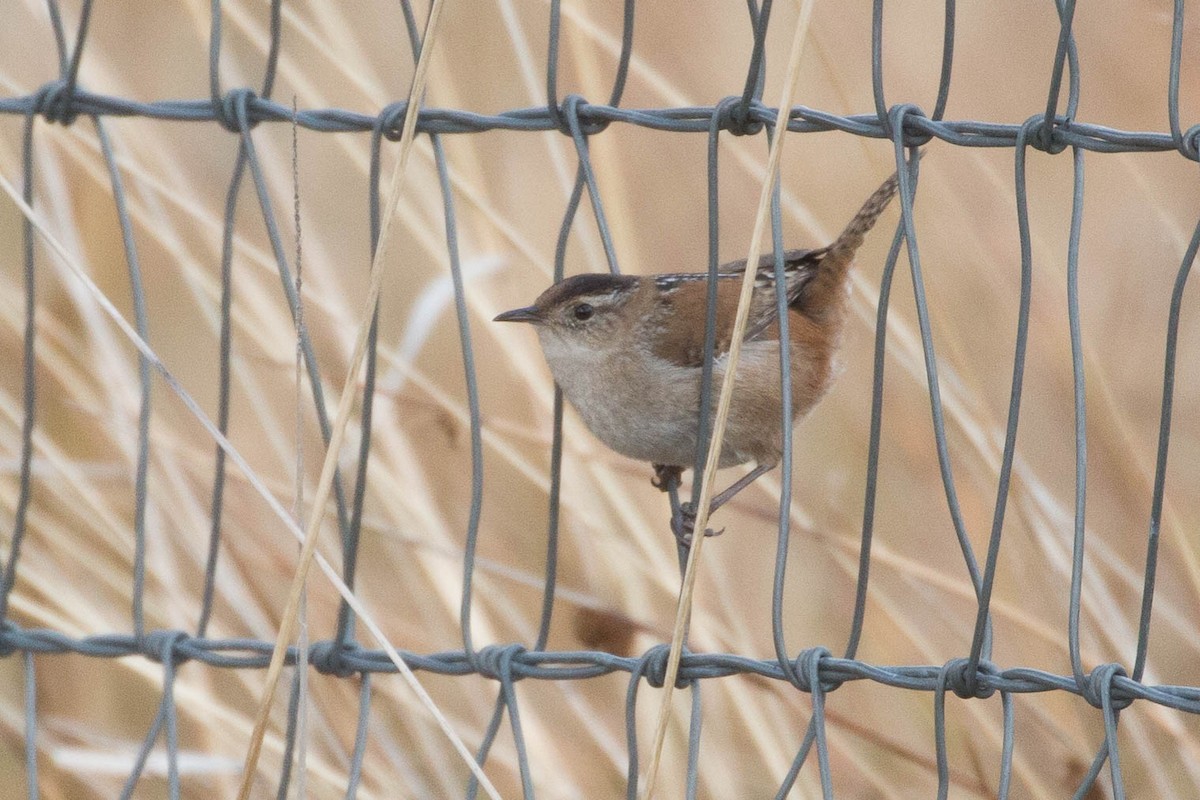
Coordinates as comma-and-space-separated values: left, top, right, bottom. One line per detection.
1, 0, 1199, 797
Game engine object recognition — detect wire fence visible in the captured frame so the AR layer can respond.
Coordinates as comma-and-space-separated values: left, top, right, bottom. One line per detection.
1, 0, 1199, 797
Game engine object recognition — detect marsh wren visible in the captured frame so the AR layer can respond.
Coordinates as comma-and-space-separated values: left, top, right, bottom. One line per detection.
496, 170, 903, 540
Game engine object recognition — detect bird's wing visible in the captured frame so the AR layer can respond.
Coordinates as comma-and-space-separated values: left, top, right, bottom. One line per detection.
649, 249, 824, 368
729, 248, 825, 341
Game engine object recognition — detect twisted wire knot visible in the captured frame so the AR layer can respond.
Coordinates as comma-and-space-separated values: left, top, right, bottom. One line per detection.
0, 620, 20, 658
1178, 123, 1200, 161
31, 80, 81, 126
309, 639, 360, 677
213, 88, 258, 133
790, 646, 841, 694
475, 643, 527, 683
641, 644, 691, 689
717, 96, 765, 136
376, 101, 411, 142
887, 103, 934, 148
558, 94, 609, 137
140, 629, 191, 665
942, 658, 997, 700
1082, 662, 1133, 712
1031, 114, 1071, 155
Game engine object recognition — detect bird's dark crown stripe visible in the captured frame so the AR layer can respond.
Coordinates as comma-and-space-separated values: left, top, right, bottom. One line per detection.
547, 273, 638, 305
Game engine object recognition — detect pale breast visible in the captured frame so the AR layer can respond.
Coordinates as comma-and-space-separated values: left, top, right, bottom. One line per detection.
538, 330, 805, 469
540, 335, 702, 465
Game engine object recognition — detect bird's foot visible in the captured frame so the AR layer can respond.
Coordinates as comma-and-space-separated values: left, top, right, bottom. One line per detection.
651, 464, 683, 492
673, 501, 724, 547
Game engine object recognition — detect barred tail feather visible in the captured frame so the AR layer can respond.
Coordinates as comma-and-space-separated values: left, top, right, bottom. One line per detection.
795, 160, 913, 320
830, 170, 903, 257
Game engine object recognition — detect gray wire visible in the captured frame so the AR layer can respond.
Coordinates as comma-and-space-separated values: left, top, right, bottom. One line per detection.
768, 130, 800, 689
934, 661, 952, 799
737, 0, 771, 131
623, 652, 650, 799
685, 680, 703, 800
277, 667, 303, 800
344, 673, 372, 800
197, 144, 244, 638
1166, 0, 1200, 159
118, 700, 163, 800
7, 87, 1198, 155
161, 635, 182, 800
890, 104, 989, 634
0, 621, 1188, 704
95, 119, 152, 640
998, 690, 1015, 798
117, 632, 187, 799
198, 0, 287, 638
963, 116, 1042, 688
1138, 210, 1200, 680
0, 114, 38, 624
561, 95, 621, 275
42, 0, 155, 644
1136, 0, 1199, 686
23, 649, 38, 800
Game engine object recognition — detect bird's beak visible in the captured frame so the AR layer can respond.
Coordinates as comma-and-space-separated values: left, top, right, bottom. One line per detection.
493, 306, 542, 324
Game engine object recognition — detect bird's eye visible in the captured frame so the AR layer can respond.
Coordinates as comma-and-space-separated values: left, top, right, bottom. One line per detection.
573, 303, 594, 321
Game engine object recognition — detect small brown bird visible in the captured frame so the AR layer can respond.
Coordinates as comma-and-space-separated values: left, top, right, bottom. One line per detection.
496, 171, 903, 539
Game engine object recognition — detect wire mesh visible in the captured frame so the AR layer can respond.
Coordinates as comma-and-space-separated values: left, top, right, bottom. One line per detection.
1, 0, 1199, 798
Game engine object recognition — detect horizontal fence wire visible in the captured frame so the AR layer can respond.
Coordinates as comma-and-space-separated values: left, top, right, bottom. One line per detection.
1, 0, 1199, 798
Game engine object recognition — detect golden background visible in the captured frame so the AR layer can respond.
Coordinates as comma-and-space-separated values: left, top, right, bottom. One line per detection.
0, 0, 1198, 797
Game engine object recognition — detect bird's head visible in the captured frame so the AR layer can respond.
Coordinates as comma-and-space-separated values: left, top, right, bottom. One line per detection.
494, 273, 642, 356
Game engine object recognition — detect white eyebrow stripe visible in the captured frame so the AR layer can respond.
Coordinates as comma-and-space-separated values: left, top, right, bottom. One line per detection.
556, 291, 631, 311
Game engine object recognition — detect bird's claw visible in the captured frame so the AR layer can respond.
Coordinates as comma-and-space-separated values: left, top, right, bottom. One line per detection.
673, 502, 724, 546
651, 464, 682, 492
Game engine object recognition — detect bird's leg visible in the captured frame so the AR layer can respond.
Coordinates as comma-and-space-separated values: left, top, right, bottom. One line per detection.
709, 462, 776, 514
674, 463, 776, 545
649, 463, 708, 546
651, 463, 683, 492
